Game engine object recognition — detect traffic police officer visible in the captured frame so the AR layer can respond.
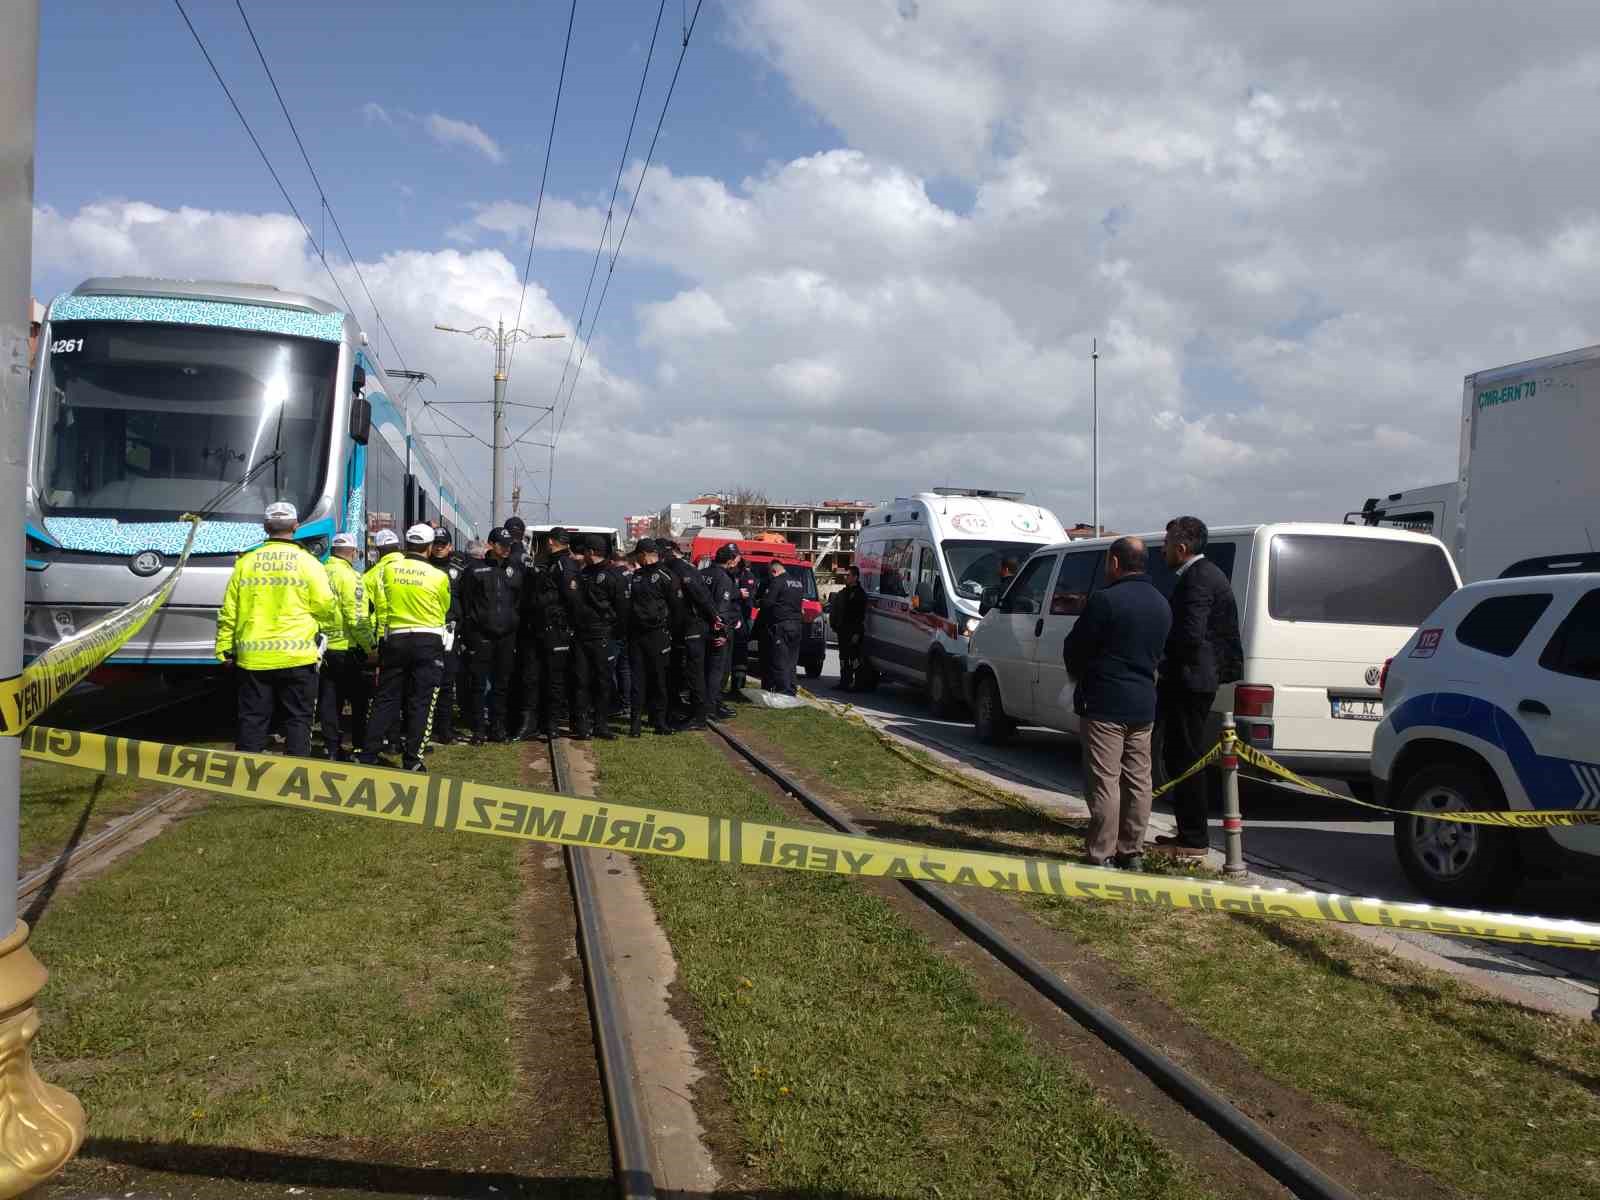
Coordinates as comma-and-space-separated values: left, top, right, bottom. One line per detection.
361, 523, 454, 771
760, 559, 807, 696
318, 531, 374, 759
364, 527, 402, 621
628, 539, 678, 736
459, 528, 523, 741
215, 501, 338, 757
662, 541, 719, 729
703, 544, 742, 721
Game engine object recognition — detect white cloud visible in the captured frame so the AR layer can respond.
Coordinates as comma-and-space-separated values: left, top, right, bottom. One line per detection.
423, 113, 506, 164
361, 101, 391, 125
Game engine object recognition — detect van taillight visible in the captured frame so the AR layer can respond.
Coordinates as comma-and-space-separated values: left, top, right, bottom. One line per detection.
1379, 658, 1392, 695
1235, 684, 1274, 717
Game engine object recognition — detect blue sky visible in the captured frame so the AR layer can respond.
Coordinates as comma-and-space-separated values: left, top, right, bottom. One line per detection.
35, 1, 811, 385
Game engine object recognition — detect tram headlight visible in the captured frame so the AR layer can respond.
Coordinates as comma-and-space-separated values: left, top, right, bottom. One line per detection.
25, 535, 56, 562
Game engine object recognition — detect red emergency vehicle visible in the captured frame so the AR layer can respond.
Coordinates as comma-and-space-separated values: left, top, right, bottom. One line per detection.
690, 536, 825, 678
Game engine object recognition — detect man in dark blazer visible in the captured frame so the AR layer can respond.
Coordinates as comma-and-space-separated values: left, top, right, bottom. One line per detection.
1153, 516, 1242, 856
1063, 537, 1172, 870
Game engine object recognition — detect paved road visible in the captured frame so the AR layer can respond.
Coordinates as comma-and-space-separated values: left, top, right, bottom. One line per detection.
804, 648, 1600, 1018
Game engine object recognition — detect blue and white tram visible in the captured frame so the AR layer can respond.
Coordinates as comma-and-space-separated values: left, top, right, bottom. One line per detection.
24, 277, 479, 668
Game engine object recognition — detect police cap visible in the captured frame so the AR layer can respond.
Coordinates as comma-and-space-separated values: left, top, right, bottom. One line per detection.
504, 516, 526, 534
714, 543, 738, 564
488, 527, 514, 547
635, 537, 657, 554
548, 526, 571, 546
434, 528, 453, 547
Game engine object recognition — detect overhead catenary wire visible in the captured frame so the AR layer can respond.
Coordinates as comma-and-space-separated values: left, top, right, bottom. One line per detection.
233, 0, 411, 376
541, 0, 707, 514
173, 0, 485, 527
505, 0, 670, 458
502, 0, 580, 392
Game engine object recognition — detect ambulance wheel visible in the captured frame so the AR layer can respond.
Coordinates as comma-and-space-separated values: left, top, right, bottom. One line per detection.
926, 651, 962, 719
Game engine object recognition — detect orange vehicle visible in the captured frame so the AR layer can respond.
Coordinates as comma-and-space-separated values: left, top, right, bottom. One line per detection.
690, 536, 826, 678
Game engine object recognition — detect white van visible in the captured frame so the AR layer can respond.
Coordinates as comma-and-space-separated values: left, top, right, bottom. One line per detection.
856, 489, 1067, 714
964, 523, 1461, 787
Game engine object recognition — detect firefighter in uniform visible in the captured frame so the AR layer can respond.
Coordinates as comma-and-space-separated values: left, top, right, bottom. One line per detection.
318, 531, 374, 759
215, 501, 339, 757
360, 523, 454, 771
573, 535, 628, 740
759, 559, 807, 697
628, 539, 678, 736
429, 528, 469, 745
459, 528, 523, 741
830, 565, 868, 691
703, 544, 742, 721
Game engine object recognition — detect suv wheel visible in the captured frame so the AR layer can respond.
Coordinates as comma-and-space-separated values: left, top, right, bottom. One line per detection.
1393, 762, 1517, 906
926, 652, 962, 718
973, 674, 1013, 745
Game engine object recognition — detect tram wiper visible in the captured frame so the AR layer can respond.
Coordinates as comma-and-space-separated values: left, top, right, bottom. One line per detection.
197, 450, 283, 518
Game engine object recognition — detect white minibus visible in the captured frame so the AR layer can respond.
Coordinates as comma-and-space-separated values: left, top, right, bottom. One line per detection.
964, 523, 1460, 790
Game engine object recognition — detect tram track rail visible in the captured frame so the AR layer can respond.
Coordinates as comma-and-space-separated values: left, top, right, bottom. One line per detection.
548, 734, 660, 1200
707, 717, 1361, 1200
18, 679, 229, 903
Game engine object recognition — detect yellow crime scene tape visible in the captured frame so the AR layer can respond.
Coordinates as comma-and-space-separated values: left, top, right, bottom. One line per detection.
21, 724, 1600, 952
1229, 738, 1600, 829
0, 518, 203, 737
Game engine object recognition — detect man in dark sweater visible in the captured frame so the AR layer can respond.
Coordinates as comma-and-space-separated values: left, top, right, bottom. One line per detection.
1062, 537, 1172, 869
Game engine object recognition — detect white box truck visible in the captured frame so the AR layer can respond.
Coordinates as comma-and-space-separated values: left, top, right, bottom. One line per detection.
1353, 343, 1600, 582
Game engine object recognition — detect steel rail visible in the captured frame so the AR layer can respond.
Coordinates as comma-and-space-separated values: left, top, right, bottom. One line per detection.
549, 736, 659, 1200
708, 719, 1361, 1200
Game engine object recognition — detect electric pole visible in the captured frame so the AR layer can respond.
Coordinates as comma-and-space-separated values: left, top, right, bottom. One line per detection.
433, 319, 564, 523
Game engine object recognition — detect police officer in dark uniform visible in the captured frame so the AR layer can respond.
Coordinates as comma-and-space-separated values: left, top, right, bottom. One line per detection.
609, 547, 634, 714
627, 539, 678, 736
727, 550, 757, 702
503, 515, 528, 565
830, 565, 868, 691
703, 544, 742, 721
662, 541, 720, 729
570, 535, 629, 740
429, 528, 470, 744
458, 527, 523, 741
759, 559, 806, 697
545, 527, 587, 733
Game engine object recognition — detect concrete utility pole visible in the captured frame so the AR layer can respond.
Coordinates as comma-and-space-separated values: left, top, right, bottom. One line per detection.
433, 319, 563, 523
0, 3, 86, 1189
1091, 337, 1100, 536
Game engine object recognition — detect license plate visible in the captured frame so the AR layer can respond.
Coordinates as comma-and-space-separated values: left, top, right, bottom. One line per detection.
1331, 697, 1383, 721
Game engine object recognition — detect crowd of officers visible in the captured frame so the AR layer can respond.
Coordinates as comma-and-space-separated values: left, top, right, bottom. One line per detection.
215, 503, 810, 771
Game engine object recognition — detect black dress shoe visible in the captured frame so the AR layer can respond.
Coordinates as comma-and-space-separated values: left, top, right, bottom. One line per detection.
714, 705, 737, 720
673, 718, 709, 732
653, 726, 676, 736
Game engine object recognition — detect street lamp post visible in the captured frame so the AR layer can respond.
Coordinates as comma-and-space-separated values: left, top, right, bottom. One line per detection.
433, 320, 563, 523
0, 4, 87, 1191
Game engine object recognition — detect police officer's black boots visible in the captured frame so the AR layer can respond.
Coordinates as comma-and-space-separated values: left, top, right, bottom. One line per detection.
628, 715, 642, 738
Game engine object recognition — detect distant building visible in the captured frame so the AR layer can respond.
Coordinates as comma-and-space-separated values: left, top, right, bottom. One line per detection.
622, 514, 655, 545
656, 494, 875, 573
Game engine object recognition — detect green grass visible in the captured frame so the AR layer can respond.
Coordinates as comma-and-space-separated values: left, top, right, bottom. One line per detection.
594, 732, 1212, 1200
738, 706, 1600, 1200
31, 742, 525, 1149
19, 760, 164, 874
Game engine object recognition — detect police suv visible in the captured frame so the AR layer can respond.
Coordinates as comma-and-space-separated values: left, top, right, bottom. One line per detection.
1373, 573, 1600, 905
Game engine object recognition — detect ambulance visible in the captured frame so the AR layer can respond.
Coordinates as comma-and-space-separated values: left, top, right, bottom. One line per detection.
855, 489, 1066, 714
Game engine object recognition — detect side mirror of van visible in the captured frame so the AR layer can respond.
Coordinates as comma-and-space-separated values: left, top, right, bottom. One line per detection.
979, 585, 999, 615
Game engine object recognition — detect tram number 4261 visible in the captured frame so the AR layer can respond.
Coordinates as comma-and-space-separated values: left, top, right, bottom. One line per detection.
49, 338, 84, 354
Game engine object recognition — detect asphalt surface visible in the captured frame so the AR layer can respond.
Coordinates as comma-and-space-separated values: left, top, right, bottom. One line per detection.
809, 648, 1600, 1020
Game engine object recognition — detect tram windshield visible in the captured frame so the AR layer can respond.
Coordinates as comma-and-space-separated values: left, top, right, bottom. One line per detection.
38, 321, 337, 522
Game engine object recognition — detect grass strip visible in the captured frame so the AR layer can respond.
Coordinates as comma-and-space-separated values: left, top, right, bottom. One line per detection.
20, 760, 167, 874
594, 731, 1213, 1200
738, 705, 1600, 1200
32, 742, 523, 1149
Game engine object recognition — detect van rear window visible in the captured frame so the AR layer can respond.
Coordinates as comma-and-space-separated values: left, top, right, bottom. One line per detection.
1269, 535, 1456, 626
